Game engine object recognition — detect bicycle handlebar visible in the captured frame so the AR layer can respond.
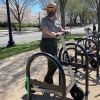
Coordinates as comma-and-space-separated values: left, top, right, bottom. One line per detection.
62, 31, 71, 36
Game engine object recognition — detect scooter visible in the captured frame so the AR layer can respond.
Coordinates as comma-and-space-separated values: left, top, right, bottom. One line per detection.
58, 32, 84, 100
25, 33, 84, 100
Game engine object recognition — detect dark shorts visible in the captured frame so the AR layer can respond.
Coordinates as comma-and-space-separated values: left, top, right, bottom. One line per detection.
40, 38, 57, 56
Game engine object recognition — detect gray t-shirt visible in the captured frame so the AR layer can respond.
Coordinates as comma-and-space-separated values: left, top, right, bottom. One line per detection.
40, 16, 61, 38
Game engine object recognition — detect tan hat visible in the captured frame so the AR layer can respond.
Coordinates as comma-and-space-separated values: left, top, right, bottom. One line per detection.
43, 2, 58, 11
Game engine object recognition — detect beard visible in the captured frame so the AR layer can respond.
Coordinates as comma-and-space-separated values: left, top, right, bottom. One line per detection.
47, 11, 56, 17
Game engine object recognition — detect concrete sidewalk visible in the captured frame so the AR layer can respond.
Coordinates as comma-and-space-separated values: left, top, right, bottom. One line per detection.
0, 49, 100, 100
0, 24, 98, 47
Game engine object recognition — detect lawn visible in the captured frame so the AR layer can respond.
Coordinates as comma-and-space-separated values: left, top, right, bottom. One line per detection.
0, 33, 85, 60
0, 41, 40, 60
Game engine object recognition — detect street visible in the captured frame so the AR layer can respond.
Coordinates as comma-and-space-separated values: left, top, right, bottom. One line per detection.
0, 24, 98, 47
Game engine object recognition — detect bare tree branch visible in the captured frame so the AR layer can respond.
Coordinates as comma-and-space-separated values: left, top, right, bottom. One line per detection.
7, 0, 38, 31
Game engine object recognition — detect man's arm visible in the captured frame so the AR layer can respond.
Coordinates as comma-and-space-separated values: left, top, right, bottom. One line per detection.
42, 27, 63, 37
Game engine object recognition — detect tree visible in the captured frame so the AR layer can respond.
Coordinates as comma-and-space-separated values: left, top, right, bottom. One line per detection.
58, 0, 68, 29
0, 6, 7, 22
65, 0, 95, 26
65, 0, 84, 26
97, 0, 100, 31
83, 0, 100, 31
39, 0, 50, 7
1, 0, 37, 31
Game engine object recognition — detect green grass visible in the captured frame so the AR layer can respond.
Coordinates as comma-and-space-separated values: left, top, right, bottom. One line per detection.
0, 33, 85, 60
64, 33, 85, 40
0, 41, 40, 60
57, 33, 85, 42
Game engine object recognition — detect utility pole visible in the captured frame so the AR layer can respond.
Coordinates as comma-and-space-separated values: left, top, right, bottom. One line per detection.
6, 0, 15, 47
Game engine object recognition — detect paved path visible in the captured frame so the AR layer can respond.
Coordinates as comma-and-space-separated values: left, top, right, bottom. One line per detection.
0, 49, 72, 100
0, 48, 100, 100
0, 50, 38, 100
0, 24, 98, 47
0, 31, 42, 47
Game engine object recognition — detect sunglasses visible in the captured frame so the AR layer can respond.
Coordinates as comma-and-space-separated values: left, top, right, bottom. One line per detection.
46, 7, 57, 12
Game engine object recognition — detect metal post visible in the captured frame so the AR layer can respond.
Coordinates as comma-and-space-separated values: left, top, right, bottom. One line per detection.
6, 0, 15, 47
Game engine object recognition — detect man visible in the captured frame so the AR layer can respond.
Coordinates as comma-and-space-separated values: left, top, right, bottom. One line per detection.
40, 2, 68, 84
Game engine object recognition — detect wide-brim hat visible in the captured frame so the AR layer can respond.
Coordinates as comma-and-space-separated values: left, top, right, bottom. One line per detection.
43, 2, 58, 11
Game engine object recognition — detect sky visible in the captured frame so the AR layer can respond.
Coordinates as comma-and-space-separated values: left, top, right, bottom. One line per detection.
0, 0, 42, 14
32, 3, 42, 14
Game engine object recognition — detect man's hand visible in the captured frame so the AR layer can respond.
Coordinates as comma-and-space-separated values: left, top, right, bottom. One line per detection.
52, 32, 63, 37
61, 28, 71, 34
66, 31, 71, 34
56, 32, 64, 36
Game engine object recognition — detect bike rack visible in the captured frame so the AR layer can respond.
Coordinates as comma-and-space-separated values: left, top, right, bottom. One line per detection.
59, 43, 89, 98
90, 33, 100, 49
75, 38, 99, 79
26, 52, 66, 100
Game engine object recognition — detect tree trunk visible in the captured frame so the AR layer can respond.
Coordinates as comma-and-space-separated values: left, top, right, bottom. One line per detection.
70, 15, 73, 27
97, 1, 100, 32
18, 10, 21, 32
73, 17, 77, 26
80, 11, 85, 25
18, 20, 21, 32
59, 3, 65, 29
18, 16, 21, 32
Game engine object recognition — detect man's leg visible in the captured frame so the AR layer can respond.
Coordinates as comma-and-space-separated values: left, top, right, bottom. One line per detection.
44, 60, 57, 84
